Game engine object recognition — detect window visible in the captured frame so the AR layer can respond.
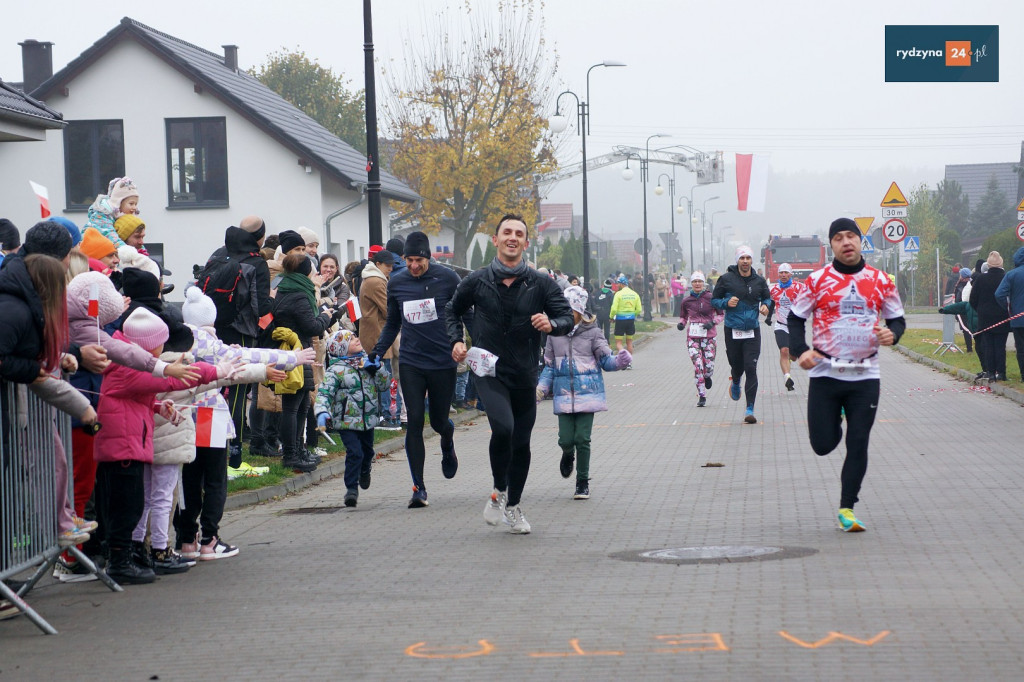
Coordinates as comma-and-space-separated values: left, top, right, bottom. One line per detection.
166, 118, 228, 208
63, 120, 125, 209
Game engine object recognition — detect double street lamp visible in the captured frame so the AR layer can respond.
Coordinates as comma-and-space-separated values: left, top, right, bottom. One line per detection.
622, 133, 669, 321
709, 209, 726, 267
548, 61, 626, 285
653, 172, 679, 273
700, 195, 720, 268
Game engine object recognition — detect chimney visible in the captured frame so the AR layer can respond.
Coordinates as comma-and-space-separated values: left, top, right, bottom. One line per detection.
222, 45, 238, 72
20, 40, 54, 94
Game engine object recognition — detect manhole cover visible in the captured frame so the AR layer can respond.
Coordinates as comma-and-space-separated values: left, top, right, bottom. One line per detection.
611, 545, 817, 565
280, 506, 344, 515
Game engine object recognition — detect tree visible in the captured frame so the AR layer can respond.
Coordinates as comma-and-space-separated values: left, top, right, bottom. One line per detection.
906, 183, 957, 306
967, 175, 1016, 239
980, 226, 1024, 265
559, 232, 583, 277
382, 1, 558, 266
935, 179, 970, 237
252, 50, 366, 154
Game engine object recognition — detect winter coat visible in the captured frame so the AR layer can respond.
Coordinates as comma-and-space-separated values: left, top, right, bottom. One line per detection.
272, 285, 334, 389
609, 286, 642, 320
969, 266, 1008, 329
537, 319, 625, 414
656, 278, 670, 305
592, 286, 614, 320
938, 300, 978, 333
84, 194, 124, 249
208, 226, 273, 324
29, 373, 90, 421
357, 262, 394, 359
711, 265, 771, 331
678, 290, 723, 340
94, 332, 215, 464
671, 278, 688, 296
994, 246, 1024, 329
0, 255, 45, 384
446, 265, 571, 388
314, 354, 391, 431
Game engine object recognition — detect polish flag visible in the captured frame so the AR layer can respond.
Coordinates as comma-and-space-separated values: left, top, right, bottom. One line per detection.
195, 407, 229, 449
345, 297, 362, 323
29, 181, 50, 218
87, 282, 100, 317
536, 217, 556, 232
735, 154, 769, 212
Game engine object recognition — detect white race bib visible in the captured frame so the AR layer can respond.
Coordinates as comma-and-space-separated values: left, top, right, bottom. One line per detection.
688, 322, 706, 337
403, 298, 438, 325
732, 328, 754, 340
829, 357, 870, 374
465, 347, 498, 377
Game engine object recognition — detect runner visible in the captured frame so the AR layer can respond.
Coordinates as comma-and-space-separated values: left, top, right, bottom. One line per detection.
710, 246, 771, 424
677, 271, 722, 407
370, 231, 466, 509
446, 213, 573, 534
767, 263, 805, 391
788, 218, 905, 532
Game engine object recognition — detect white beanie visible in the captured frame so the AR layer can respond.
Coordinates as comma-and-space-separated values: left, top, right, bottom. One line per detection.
122, 307, 168, 351
117, 245, 160, 280
295, 226, 319, 247
182, 286, 218, 328
735, 245, 754, 262
689, 271, 705, 282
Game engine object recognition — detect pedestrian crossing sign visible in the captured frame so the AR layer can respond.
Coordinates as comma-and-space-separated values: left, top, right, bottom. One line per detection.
903, 236, 920, 253
861, 235, 875, 253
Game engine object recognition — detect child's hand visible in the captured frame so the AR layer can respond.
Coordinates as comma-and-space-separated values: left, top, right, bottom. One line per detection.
79, 406, 98, 426
296, 347, 316, 365
615, 349, 632, 370
61, 353, 79, 373
535, 388, 545, 403
266, 367, 287, 383
216, 357, 244, 380
158, 399, 185, 426
363, 354, 381, 376
166, 355, 201, 383
316, 413, 329, 429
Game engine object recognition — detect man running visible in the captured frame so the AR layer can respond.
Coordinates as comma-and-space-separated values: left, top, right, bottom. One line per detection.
788, 218, 905, 532
767, 263, 805, 391
446, 214, 573, 534
371, 231, 467, 508
711, 246, 771, 424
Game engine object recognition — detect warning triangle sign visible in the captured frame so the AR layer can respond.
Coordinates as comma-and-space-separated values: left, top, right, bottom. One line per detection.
881, 182, 908, 207
1016, 197, 1024, 211
854, 217, 874, 235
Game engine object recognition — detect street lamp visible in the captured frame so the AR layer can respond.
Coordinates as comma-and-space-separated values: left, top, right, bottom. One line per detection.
548, 60, 626, 285
654, 172, 678, 272
709, 209, 726, 267
701, 195, 720, 268
640, 134, 669, 320
685, 184, 718, 275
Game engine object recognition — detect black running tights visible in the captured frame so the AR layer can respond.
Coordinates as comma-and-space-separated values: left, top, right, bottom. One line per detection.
473, 377, 537, 507
807, 377, 880, 509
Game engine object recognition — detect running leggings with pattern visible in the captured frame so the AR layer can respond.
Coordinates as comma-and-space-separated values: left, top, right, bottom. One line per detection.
807, 377, 880, 509
686, 337, 717, 395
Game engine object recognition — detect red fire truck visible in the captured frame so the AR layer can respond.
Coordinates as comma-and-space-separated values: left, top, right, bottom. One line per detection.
761, 235, 826, 282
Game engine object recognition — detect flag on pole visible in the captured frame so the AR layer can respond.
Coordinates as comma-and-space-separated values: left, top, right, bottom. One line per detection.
735, 154, 769, 212
345, 297, 362, 323
28, 181, 50, 218
87, 282, 100, 318
195, 407, 229, 449
536, 217, 556, 232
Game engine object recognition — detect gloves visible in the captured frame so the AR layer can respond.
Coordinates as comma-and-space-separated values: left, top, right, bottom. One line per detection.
363, 354, 381, 376
677, 322, 685, 331
615, 349, 632, 370
702, 321, 715, 330
316, 413, 329, 429
763, 316, 773, 326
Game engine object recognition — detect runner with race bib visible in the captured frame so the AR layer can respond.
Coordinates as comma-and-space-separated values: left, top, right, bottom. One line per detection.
767, 263, 806, 392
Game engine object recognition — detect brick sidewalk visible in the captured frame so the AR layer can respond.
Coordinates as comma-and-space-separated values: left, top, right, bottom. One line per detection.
4, 328, 1024, 681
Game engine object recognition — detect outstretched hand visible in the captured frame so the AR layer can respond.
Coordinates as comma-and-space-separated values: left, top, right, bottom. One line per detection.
166, 355, 201, 383
295, 347, 316, 365
216, 356, 245, 380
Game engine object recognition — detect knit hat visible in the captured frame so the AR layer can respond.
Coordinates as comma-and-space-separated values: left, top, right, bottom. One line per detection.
279, 229, 305, 254
368, 244, 384, 255
108, 177, 139, 212
735, 245, 754, 262
960, 268, 972, 278
114, 214, 145, 243
563, 285, 589, 315
404, 231, 431, 259
778, 262, 792, 273
67, 271, 123, 326
117, 245, 160, 280
121, 268, 161, 301
182, 286, 218, 328
617, 274, 628, 285
326, 330, 356, 358
0, 218, 20, 251
986, 251, 1003, 268
828, 217, 860, 241
79, 228, 117, 261
294, 256, 313, 276
23, 221, 73, 260
981, 263, 990, 274
122, 307, 168, 351
385, 236, 405, 254
48, 217, 81, 247
295, 226, 319, 247
603, 277, 613, 287
690, 271, 705, 282
161, 306, 195, 353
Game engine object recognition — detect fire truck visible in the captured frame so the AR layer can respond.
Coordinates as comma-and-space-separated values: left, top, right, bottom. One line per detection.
761, 235, 826, 282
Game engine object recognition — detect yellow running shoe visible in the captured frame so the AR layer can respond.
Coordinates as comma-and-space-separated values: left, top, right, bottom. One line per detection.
837, 508, 865, 532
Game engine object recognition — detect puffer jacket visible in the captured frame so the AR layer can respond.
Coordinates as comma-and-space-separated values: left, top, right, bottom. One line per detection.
678, 290, 723, 340
0, 255, 45, 384
537, 318, 626, 414
711, 265, 771, 330
84, 194, 124, 249
994, 246, 1024, 328
314, 354, 390, 431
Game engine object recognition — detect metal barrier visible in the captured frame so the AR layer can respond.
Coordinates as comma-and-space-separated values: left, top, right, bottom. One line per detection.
1, 380, 120, 635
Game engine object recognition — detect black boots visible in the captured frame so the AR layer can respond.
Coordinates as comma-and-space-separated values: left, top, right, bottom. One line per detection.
573, 479, 590, 500
107, 546, 155, 585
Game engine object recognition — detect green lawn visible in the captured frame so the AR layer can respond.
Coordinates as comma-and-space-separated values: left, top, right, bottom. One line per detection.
896, 328, 1023, 389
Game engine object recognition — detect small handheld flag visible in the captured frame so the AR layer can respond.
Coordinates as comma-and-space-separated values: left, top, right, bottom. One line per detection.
28, 181, 50, 219
345, 297, 362, 323
87, 282, 100, 318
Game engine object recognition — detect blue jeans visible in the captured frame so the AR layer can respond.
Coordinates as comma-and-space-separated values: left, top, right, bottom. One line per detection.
455, 372, 468, 401
339, 429, 375, 491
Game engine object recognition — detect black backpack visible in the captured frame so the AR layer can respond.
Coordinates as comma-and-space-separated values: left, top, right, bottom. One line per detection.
593, 289, 613, 317
196, 252, 261, 337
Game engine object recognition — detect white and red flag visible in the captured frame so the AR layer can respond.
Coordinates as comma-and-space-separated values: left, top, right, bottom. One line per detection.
735, 154, 769, 212
195, 407, 229, 449
87, 282, 100, 317
28, 181, 50, 218
345, 297, 362, 323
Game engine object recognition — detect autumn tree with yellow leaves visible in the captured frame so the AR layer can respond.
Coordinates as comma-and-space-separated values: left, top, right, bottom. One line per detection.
382, 1, 558, 266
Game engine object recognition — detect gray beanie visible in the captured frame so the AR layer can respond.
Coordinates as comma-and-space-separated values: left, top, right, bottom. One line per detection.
23, 221, 73, 260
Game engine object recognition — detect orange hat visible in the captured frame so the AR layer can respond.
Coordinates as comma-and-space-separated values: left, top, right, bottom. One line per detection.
79, 228, 117, 261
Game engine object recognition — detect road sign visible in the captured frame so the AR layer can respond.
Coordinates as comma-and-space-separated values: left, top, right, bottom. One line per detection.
882, 206, 908, 219
854, 217, 874, 235
861, 235, 875, 253
1017, 221, 1024, 242
903, 236, 920, 253
881, 182, 909, 207
634, 237, 652, 254
883, 218, 908, 243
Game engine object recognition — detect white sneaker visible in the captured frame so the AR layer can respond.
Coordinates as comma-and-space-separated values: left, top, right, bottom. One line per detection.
483, 488, 507, 526
52, 558, 98, 583
503, 504, 531, 534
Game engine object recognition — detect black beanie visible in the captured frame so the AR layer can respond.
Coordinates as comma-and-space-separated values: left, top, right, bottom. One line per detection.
121, 267, 162, 300
404, 231, 431, 259
279, 229, 305, 254
295, 256, 313, 276
385, 236, 405, 254
0, 218, 20, 251
828, 218, 860, 241
161, 307, 195, 353
23, 221, 72, 260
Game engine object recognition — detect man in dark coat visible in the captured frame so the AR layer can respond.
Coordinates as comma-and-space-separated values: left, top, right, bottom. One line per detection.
970, 251, 1009, 381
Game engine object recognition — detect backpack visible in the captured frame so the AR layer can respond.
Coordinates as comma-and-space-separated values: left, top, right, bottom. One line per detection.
196, 252, 261, 338
593, 289, 613, 318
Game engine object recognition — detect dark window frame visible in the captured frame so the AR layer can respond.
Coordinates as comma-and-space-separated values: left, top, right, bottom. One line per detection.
62, 119, 125, 210
165, 117, 229, 209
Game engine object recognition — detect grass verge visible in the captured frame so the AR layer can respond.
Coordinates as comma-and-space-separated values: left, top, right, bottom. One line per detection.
896, 328, 1023, 388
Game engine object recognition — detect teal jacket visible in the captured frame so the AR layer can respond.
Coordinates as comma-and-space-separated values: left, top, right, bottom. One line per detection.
938, 300, 978, 333
314, 354, 391, 431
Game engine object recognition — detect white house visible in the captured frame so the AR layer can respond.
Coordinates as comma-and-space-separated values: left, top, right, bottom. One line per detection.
0, 18, 418, 296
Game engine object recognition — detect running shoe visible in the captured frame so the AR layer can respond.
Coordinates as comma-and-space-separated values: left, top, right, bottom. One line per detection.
729, 377, 741, 401
199, 536, 239, 560
785, 375, 795, 391
559, 451, 574, 479
408, 485, 429, 509
58, 528, 90, 547
227, 461, 270, 480
52, 557, 98, 583
440, 423, 458, 479
704, 376, 713, 389
697, 395, 706, 407
743, 407, 757, 424
151, 547, 192, 574
483, 488, 507, 526
504, 504, 531, 534
837, 508, 865, 532
72, 516, 99, 533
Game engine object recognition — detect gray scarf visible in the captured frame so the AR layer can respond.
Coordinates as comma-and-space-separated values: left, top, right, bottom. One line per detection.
489, 256, 529, 279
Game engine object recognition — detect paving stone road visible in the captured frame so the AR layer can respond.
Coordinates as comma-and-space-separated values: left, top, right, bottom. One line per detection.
3, 325, 1023, 681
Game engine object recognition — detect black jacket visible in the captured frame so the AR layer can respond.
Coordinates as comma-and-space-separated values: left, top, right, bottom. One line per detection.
970, 267, 1008, 328
272, 287, 333, 388
208, 227, 273, 332
446, 266, 573, 388
0, 255, 45, 384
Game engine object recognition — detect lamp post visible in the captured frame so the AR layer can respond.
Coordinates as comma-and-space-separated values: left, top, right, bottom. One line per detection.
709, 209, 726, 267
548, 61, 626, 285
640, 134, 669, 320
362, 0, 383, 245
653, 172, 677, 272
700, 195, 720, 268
676, 196, 692, 271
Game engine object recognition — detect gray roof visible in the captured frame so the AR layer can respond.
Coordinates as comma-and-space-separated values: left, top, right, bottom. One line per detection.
944, 162, 1020, 212
33, 17, 417, 203
0, 79, 64, 129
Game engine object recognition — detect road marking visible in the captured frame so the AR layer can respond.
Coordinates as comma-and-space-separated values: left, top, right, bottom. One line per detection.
778, 630, 891, 648
405, 640, 495, 659
653, 633, 729, 653
530, 639, 624, 657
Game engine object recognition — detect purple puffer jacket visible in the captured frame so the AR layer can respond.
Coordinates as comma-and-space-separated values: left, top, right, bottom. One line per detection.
678, 290, 723, 339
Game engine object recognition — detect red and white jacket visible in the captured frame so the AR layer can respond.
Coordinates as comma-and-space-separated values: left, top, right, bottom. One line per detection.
769, 279, 806, 333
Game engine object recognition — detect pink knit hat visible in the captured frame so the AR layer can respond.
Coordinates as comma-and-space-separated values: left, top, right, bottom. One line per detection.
122, 307, 169, 351
67, 271, 124, 326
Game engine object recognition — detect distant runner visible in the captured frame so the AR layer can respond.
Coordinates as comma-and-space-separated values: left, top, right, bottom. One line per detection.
767, 263, 805, 391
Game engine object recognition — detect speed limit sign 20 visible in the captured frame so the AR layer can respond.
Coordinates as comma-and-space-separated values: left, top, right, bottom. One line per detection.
883, 218, 908, 243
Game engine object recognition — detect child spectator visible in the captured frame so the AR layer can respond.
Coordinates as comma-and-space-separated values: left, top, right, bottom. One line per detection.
536, 286, 631, 500
85, 176, 140, 250
314, 330, 390, 508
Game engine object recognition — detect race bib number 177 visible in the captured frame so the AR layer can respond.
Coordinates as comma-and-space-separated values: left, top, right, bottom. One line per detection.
403, 298, 439, 324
